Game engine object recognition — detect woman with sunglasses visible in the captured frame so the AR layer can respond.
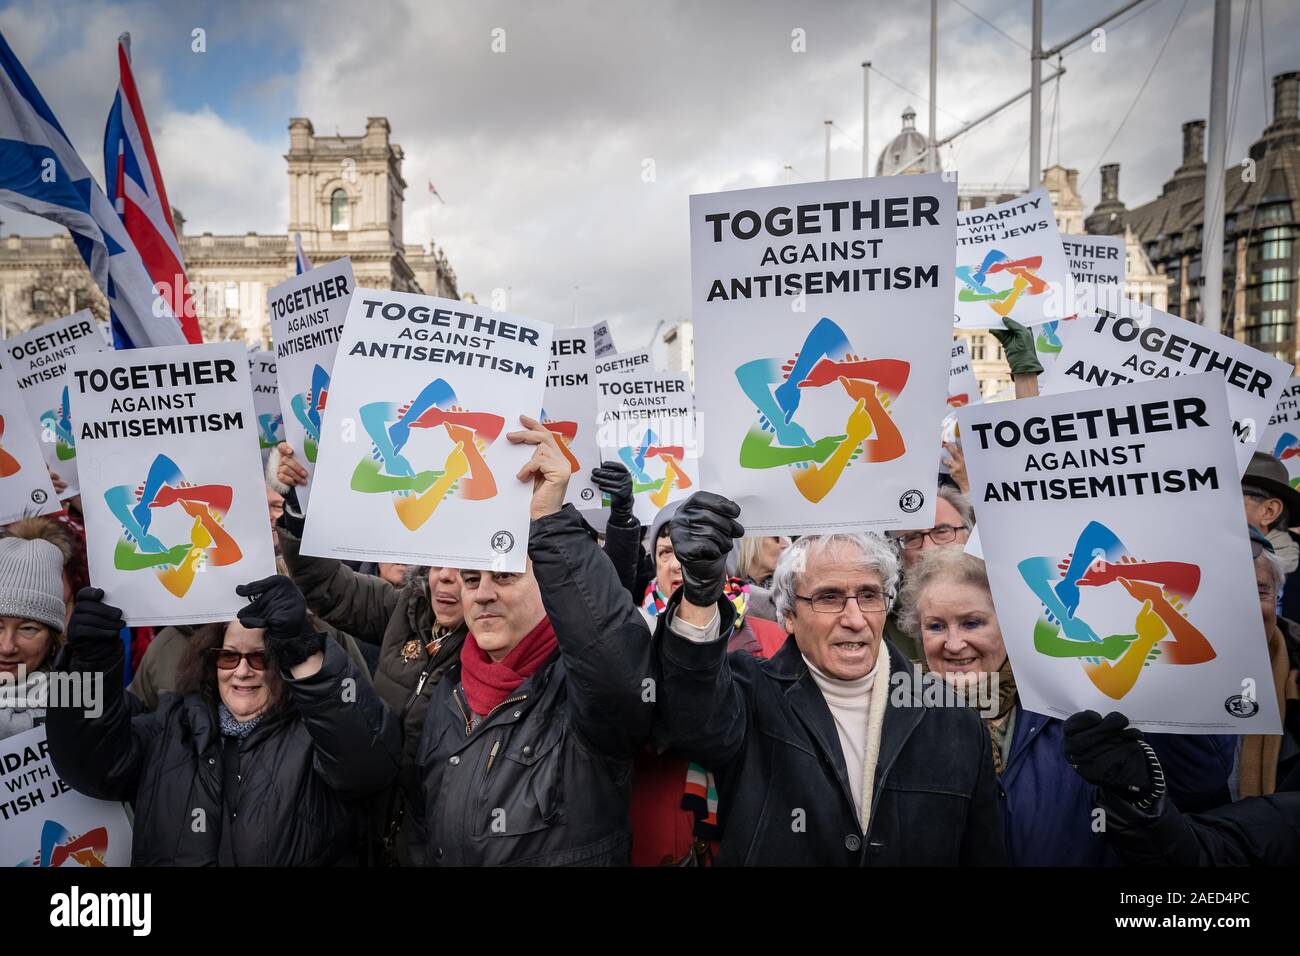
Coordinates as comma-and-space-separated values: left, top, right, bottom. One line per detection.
45, 576, 401, 866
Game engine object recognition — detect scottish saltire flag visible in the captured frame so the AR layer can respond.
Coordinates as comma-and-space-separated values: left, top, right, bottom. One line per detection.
295, 231, 311, 275
0, 30, 187, 349
104, 34, 202, 346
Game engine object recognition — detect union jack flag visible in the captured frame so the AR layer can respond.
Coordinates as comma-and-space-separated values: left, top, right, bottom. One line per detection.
103, 33, 203, 346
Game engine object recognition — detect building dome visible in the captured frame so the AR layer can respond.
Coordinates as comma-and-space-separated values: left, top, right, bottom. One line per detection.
876, 106, 928, 176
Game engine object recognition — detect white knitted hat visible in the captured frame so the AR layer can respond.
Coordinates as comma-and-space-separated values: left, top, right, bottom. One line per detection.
0, 526, 67, 633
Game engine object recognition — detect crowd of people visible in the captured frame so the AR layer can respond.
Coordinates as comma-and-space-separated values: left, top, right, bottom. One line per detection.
0, 323, 1296, 867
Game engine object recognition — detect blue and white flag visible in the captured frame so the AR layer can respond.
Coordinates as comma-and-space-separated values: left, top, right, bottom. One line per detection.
0, 30, 187, 349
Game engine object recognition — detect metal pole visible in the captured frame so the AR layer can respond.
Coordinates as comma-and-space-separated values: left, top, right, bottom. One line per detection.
1029, 0, 1043, 188
862, 61, 871, 177
928, 0, 938, 172
824, 120, 833, 180
1202, 0, 1230, 331
1043, 0, 1147, 58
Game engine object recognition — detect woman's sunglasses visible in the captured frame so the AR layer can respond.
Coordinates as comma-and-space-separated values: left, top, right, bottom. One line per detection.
208, 648, 269, 671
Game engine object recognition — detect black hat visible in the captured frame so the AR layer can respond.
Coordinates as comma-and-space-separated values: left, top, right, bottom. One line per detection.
1242, 451, 1300, 520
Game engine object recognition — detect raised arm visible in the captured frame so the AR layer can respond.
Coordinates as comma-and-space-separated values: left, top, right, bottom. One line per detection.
511, 418, 655, 757
654, 491, 751, 769
46, 589, 169, 802
591, 460, 645, 601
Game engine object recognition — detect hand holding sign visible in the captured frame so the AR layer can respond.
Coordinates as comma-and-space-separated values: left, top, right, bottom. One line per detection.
509, 415, 572, 521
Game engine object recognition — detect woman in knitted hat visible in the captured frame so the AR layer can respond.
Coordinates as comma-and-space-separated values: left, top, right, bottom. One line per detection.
0, 517, 72, 741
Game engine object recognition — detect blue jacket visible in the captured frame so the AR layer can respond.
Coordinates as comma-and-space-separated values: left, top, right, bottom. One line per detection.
999, 706, 1235, 866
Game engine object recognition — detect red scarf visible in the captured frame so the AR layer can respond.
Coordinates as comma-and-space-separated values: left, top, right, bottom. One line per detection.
459, 617, 558, 717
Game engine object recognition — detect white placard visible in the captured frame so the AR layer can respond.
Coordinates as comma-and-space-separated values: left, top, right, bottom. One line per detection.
3, 311, 108, 498
301, 290, 553, 572
1261, 376, 1300, 488
544, 327, 600, 508
1039, 301, 1292, 474
0, 726, 132, 867
690, 173, 956, 533
0, 365, 60, 523
957, 373, 1282, 733
249, 351, 282, 466
948, 338, 982, 411
597, 369, 697, 524
595, 348, 652, 378
592, 320, 617, 357
954, 188, 1070, 330
68, 343, 278, 626
268, 258, 353, 510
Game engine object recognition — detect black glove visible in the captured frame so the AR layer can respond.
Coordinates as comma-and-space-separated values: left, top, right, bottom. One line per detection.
990, 317, 1044, 377
591, 461, 635, 526
235, 575, 323, 670
669, 492, 744, 608
65, 587, 125, 669
277, 486, 306, 539
1063, 710, 1157, 801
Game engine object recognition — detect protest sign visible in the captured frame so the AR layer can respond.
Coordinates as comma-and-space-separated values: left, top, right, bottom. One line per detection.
957, 373, 1281, 733
544, 327, 600, 507
1033, 234, 1127, 369
0, 365, 60, 524
954, 188, 1070, 330
690, 173, 956, 533
3, 310, 107, 498
597, 369, 697, 523
301, 290, 553, 572
268, 257, 353, 510
68, 342, 277, 626
948, 338, 982, 410
1261, 376, 1300, 487
595, 348, 652, 378
1039, 300, 1291, 474
249, 351, 282, 465
0, 726, 132, 867
592, 320, 617, 357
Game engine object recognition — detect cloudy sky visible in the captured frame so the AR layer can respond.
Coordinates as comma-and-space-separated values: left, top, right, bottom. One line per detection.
1, 0, 1296, 357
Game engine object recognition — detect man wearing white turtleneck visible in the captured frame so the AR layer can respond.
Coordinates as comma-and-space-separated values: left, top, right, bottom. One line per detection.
657, 491, 1004, 866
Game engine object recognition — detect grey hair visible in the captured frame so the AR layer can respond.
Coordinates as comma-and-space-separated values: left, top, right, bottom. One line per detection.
937, 485, 975, 528
1255, 548, 1285, 593
772, 533, 901, 622
735, 535, 792, 583
896, 548, 991, 640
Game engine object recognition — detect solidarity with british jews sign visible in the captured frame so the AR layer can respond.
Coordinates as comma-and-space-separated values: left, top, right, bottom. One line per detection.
4, 310, 107, 499
1261, 377, 1300, 488
690, 174, 956, 533
958, 373, 1282, 734
68, 343, 277, 626
301, 290, 553, 572
954, 188, 1070, 330
1039, 300, 1291, 474
268, 257, 353, 510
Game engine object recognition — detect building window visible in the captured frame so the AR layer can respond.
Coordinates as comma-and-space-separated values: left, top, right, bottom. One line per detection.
330, 189, 350, 230
31, 288, 47, 313
970, 335, 985, 361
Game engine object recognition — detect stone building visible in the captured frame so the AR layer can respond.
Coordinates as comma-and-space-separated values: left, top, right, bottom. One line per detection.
1088, 71, 1300, 365
0, 117, 458, 345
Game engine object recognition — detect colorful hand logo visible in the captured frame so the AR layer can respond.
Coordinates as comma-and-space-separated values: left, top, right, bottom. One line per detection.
616, 427, 693, 510
956, 249, 1049, 320
1035, 320, 1063, 356
105, 454, 242, 598
737, 316, 909, 504
350, 378, 505, 531
257, 412, 284, 450
1018, 520, 1215, 700
38, 385, 76, 461
0, 415, 21, 477
289, 363, 329, 462
16, 820, 109, 867
541, 408, 581, 474
1272, 433, 1300, 489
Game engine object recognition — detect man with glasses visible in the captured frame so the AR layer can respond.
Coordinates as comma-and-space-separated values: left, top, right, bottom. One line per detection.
883, 485, 974, 659
651, 490, 1004, 865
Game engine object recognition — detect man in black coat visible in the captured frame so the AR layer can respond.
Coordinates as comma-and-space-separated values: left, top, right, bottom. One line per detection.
653, 491, 1005, 865
1066, 710, 1300, 865
416, 416, 654, 865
